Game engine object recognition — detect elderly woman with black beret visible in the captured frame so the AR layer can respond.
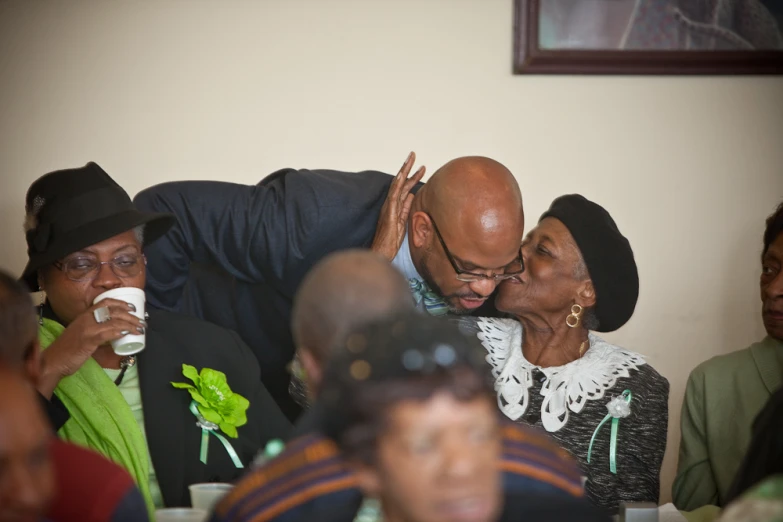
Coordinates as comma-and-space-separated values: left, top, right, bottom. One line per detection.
455, 194, 669, 513
21, 163, 290, 515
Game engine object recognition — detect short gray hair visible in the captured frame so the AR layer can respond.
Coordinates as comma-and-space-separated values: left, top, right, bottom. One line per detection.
133, 225, 145, 245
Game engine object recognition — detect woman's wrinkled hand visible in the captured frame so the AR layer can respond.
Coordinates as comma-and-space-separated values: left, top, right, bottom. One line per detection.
371, 151, 426, 261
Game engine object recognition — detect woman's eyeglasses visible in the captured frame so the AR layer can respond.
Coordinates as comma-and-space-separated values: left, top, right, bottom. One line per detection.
53, 253, 146, 282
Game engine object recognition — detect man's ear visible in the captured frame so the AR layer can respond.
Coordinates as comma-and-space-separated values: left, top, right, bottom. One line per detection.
24, 339, 42, 386
299, 349, 322, 399
409, 211, 432, 249
576, 280, 597, 309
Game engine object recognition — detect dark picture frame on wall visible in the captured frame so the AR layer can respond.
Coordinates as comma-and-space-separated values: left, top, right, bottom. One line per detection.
514, 0, 783, 74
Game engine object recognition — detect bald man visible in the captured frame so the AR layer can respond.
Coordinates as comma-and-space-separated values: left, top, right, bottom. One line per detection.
135, 153, 525, 419
283, 249, 415, 437
291, 249, 414, 402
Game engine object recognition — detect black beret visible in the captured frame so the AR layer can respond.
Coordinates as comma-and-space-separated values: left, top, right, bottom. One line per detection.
540, 195, 639, 333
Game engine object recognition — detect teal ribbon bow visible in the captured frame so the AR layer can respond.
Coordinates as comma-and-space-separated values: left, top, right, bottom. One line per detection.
189, 401, 244, 468
587, 390, 632, 475
409, 278, 448, 316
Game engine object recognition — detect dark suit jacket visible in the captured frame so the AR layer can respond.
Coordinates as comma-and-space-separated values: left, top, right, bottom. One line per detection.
140, 309, 291, 506
134, 168, 501, 420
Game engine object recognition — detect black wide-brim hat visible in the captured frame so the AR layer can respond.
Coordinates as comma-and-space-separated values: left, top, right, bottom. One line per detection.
21, 162, 176, 290
539, 194, 639, 333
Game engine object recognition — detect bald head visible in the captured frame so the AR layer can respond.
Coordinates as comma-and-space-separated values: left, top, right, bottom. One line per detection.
0, 365, 54, 520
292, 250, 414, 364
407, 157, 525, 314
0, 270, 38, 369
416, 156, 522, 227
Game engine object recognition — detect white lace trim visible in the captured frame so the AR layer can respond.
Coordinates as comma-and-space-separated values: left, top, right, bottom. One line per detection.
476, 317, 646, 433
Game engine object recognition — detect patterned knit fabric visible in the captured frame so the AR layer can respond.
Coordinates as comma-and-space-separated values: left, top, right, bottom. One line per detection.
454, 316, 670, 514
209, 422, 585, 522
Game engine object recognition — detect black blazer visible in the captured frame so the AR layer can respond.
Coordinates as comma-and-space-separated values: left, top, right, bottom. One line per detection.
140, 309, 291, 507
134, 168, 500, 419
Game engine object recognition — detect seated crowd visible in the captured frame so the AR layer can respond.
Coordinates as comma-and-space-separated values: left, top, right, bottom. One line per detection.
0, 157, 779, 522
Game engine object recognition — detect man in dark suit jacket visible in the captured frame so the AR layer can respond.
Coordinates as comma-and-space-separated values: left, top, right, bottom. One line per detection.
133, 153, 526, 419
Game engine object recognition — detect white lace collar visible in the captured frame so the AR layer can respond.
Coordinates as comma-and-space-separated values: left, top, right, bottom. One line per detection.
476, 317, 646, 433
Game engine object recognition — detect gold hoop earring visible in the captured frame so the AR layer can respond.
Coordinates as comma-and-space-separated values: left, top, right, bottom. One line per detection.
566, 304, 583, 328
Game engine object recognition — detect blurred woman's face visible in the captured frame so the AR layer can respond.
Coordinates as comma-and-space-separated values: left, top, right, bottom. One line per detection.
496, 218, 585, 323
356, 392, 502, 522
40, 230, 145, 325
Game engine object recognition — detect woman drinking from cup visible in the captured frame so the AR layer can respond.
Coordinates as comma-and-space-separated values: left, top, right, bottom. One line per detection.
20, 163, 291, 515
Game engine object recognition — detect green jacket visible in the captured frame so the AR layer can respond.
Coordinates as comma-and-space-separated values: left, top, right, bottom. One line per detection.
673, 337, 783, 511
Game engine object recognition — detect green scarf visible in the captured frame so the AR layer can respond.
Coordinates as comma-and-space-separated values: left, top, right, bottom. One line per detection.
39, 318, 155, 516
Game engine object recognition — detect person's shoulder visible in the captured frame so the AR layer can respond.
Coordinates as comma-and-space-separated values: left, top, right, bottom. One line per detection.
48, 440, 138, 520
50, 439, 134, 484
500, 422, 584, 497
629, 358, 669, 390
270, 168, 396, 198
689, 342, 758, 381
213, 434, 361, 522
585, 335, 653, 375
148, 309, 236, 339
146, 309, 257, 376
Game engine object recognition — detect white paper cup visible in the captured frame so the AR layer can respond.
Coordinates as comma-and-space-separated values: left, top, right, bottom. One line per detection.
155, 508, 208, 522
189, 483, 234, 512
93, 287, 146, 356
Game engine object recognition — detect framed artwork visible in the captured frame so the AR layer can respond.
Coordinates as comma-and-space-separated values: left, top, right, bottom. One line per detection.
514, 0, 783, 74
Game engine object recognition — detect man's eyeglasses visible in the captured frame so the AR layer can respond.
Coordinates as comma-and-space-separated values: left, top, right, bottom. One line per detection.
427, 214, 524, 282
53, 253, 146, 282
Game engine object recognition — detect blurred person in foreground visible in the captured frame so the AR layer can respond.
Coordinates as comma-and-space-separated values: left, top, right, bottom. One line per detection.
213, 313, 607, 522
0, 268, 149, 522
285, 249, 415, 437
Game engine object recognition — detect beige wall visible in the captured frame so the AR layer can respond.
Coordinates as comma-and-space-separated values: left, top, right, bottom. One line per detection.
1, 0, 782, 504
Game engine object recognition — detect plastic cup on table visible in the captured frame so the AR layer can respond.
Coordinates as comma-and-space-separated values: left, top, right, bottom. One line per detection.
189, 483, 234, 512
155, 508, 208, 522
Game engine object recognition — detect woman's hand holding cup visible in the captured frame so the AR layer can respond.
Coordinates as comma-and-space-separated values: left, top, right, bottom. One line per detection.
38, 298, 145, 398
